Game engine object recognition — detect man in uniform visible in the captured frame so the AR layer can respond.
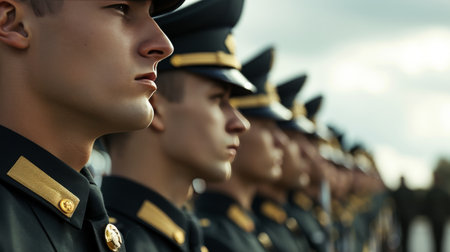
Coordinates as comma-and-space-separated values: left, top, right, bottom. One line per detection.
0, 0, 182, 251
100, 0, 254, 251
247, 74, 317, 252
275, 74, 332, 252
194, 47, 292, 252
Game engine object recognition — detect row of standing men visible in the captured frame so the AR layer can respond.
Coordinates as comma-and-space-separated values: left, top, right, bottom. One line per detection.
94, 0, 399, 251
0, 0, 398, 251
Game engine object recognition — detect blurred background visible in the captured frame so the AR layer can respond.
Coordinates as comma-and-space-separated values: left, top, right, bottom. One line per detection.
184, 0, 450, 190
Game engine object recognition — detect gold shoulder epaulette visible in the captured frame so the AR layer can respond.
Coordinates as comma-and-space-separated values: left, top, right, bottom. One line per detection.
293, 192, 313, 211
261, 201, 287, 224
314, 206, 330, 227
7, 156, 80, 218
199, 218, 211, 228
227, 204, 255, 232
331, 199, 343, 219
137, 200, 186, 245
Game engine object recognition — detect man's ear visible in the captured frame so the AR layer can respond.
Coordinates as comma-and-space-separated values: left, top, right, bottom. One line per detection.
149, 94, 166, 132
0, 1, 29, 49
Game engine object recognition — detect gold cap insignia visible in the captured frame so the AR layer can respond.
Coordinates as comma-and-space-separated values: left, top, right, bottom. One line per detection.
224, 34, 236, 54
105, 223, 123, 252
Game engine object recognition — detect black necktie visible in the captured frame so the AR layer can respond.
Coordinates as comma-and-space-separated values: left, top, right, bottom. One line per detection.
80, 168, 124, 252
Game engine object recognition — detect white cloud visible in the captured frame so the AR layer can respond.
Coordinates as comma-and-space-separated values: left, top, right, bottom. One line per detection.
316, 27, 450, 95
406, 92, 450, 140
328, 61, 391, 95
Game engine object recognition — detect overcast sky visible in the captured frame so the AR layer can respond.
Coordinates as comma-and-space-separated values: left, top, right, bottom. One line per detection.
182, 0, 450, 189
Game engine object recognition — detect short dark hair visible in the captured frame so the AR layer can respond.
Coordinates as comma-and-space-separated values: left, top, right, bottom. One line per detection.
19, 0, 63, 16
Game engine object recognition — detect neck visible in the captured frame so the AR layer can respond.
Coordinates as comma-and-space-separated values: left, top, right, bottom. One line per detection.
110, 129, 193, 208
0, 74, 98, 171
0, 113, 94, 172
257, 183, 287, 204
207, 173, 258, 210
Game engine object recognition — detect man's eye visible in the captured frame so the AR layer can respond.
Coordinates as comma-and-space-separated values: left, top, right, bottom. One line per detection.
210, 93, 226, 102
107, 4, 130, 15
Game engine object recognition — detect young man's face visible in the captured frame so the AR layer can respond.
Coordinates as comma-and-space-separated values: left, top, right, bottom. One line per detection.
22, 0, 173, 135
159, 73, 249, 181
276, 130, 311, 189
232, 117, 285, 183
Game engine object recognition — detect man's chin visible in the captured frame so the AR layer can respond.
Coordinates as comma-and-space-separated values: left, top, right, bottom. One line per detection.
202, 162, 232, 182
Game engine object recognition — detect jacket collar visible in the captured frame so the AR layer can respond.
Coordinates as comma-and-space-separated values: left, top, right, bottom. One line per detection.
195, 191, 256, 233
0, 125, 90, 229
102, 176, 190, 247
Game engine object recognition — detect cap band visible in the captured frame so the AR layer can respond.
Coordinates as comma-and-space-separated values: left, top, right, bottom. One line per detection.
230, 94, 275, 108
230, 82, 279, 108
291, 102, 307, 118
170, 51, 241, 69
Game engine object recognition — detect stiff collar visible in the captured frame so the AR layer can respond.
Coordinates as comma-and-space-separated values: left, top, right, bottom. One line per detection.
0, 125, 90, 229
101, 176, 190, 246
288, 190, 314, 212
195, 191, 256, 233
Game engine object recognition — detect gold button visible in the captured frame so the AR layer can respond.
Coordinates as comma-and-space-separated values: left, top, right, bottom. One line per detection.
59, 199, 75, 214
257, 232, 273, 249
173, 230, 185, 245
201, 246, 209, 252
286, 217, 299, 231
105, 223, 122, 252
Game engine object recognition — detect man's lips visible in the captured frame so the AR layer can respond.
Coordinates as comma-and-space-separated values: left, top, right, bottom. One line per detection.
135, 72, 157, 82
227, 145, 239, 156
135, 72, 157, 92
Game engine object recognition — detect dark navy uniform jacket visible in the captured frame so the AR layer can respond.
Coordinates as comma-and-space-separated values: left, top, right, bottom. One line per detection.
101, 176, 206, 252
286, 191, 330, 252
194, 191, 271, 252
252, 194, 312, 252
0, 125, 124, 252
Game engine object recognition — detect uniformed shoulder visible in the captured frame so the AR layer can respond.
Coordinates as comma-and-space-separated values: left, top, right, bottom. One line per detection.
197, 214, 235, 239
0, 182, 55, 251
202, 235, 237, 252
108, 213, 158, 252
198, 214, 265, 252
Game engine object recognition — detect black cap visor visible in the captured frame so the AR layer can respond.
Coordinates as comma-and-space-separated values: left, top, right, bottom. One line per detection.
239, 102, 292, 121
153, 0, 185, 17
187, 67, 256, 96
278, 116, 316, 135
